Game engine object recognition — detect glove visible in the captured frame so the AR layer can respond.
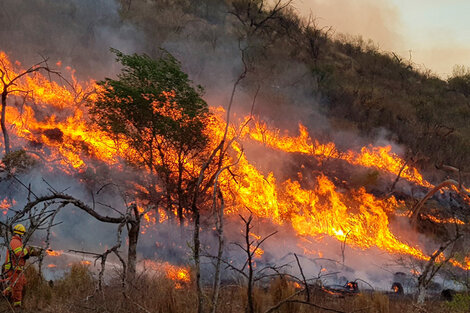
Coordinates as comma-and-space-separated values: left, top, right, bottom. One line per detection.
27, 246, 43, 257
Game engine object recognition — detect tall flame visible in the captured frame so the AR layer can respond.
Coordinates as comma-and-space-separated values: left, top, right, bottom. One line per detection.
246, 121, 433, 188
0, 51, 465, 269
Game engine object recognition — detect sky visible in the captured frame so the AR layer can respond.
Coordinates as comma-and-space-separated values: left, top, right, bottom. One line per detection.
296, 0, 470, 77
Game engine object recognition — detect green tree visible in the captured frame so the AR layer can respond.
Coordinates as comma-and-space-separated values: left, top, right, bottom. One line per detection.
88, 49, 210, 223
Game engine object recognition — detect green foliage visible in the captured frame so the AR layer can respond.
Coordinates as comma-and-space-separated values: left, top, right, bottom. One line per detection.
89, 49, 209, 166
88, 49, 210, 169
443, 293, 470, 313
88, 49, 211, 216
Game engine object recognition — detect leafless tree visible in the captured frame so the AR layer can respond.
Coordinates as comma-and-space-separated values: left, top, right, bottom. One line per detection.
416, 234, 461, 304
24, 193, 145, 281
0, 56, 62, 154
302, 14, 333, 63
229, 0, 294, 36
189, 43, 253, 313
1, 174, 149, 286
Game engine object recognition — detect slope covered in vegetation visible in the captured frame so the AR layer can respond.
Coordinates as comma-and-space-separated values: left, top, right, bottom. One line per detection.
119, 0, 470, 177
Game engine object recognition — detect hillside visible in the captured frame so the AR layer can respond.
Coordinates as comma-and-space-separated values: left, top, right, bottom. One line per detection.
119, 0, 470, 177
0, 1, 469, 312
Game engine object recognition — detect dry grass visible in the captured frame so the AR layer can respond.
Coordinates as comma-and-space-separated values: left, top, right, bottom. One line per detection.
0, 264, 460, 313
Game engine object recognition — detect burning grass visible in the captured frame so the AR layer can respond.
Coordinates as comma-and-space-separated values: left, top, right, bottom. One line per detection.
0, 49, 446, 264
1, 49, 470, 312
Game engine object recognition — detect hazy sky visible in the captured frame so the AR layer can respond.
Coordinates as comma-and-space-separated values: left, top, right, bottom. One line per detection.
296, 0, 470, 77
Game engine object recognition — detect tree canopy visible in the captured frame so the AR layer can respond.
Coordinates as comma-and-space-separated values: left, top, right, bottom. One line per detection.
88, 49, 211, 219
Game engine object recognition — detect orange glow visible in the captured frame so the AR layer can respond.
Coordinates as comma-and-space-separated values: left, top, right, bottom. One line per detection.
47, 264, 57, 268
0, 198, 15, 215
166, 265, 191, 284
140, 260, 191, 288
245, 121, 433, 188
410, 269, 420, 276
1, 51, 469, 270
81, 260, 91, 266
46, 249, 63, 256
421, 214, 465, 225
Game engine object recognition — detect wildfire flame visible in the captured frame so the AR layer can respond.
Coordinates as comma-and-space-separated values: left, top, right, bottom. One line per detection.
246, 121, 433, 188
1, 51, 468, 270
0, 198, 15, 215
140, 260, 191, 288
46, 249, 63, 257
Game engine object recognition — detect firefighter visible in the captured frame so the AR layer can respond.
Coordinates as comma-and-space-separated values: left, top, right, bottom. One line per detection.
2, 224, 32, 308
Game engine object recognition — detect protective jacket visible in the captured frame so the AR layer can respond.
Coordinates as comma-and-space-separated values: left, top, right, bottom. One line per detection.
4, 235, 29, 271
3, 235, 29, 307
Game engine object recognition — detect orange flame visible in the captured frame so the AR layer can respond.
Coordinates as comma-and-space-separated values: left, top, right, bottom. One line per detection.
140, 260, 191, 288
246, 121, 433, 188
1, 51, 468, 270
0, 198, 15, 215
46, 249, 63, 256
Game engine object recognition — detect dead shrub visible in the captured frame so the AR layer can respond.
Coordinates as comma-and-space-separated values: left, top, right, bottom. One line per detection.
54, 263, 95, 299
353, 293, 389, 313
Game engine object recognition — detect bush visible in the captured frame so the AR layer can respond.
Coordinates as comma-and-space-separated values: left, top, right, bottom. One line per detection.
353, 293, 389, 313
443, 293, 470, 313
54, 263, 95, 299
24, 265, 53, 309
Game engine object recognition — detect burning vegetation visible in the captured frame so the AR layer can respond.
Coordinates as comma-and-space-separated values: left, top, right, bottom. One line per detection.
1, 0, 470, 312
0, 50, 442, 263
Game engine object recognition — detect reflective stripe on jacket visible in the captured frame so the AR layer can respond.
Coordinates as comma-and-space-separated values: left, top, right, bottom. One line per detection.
4, 235, 28, 271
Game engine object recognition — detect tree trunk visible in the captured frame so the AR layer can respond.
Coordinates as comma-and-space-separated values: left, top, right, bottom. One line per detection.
177, 154, 184, 226
245, 218, 254, 313
417, 284, 426, 304
1, 91, 10, 154
193, 207, 203, 313
127, 219, 140, 281
211, 192, 224, 313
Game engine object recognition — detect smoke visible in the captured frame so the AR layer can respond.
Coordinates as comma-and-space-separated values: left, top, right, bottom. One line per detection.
294, 0, 404, 52
0, 0, 460, 289
295, 0, 470, 76
0, 0, 145, 79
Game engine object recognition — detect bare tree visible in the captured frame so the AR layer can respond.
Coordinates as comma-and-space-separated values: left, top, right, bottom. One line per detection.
0, 56, 61, 154
189, 44, 252, 313
5, 183, 147, 283
416, 234, 461, 304
229, 0, 294, 36
229, 214, 278, 313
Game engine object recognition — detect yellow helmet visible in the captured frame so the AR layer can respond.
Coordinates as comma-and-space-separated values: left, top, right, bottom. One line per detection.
13, 224, 26, 235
